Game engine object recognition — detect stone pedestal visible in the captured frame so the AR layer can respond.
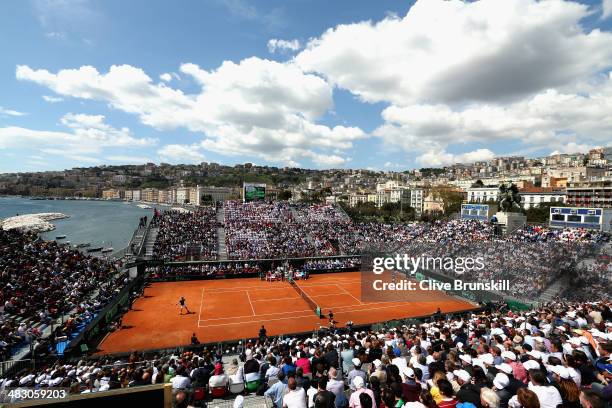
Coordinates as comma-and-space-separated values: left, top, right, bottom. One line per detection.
494, 211, 527, 235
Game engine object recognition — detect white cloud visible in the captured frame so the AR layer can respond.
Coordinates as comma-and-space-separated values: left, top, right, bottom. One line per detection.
44, 31, 65, 40
105, 155, 151, 164
375, 75, 612, 158
0, 107, 26, 116
267, 38, 301, 53
416, 149, 496, 167
17, 58, 366, 167
158, 144, 205, 164
39, 148, 102, 163
0, 113, 156, 165
296, 0, 612, 106
42, 95, 63, 103
604, 0, 612, 19
159, 73, 172, 82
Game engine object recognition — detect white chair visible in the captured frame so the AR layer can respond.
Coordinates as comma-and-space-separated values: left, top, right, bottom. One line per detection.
229, 381, 245, 394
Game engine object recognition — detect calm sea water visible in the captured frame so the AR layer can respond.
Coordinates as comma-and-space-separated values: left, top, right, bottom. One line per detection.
0, 196, 154, 249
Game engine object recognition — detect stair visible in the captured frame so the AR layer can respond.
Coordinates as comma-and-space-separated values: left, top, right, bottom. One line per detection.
539, 274, 570, 303
143, 227, 159, 258
290, 207, 317, 247
216, 206, 228, 261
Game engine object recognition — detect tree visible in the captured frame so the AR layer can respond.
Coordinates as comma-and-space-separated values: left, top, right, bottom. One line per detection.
471, 179, 485, 188
525, 202, 556, 223
278, 190, 292, 201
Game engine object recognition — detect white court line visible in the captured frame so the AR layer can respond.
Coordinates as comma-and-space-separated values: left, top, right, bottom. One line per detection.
245, 290, 256, 316
198, 278, 363, 294
251, 296, 300, 302
201, 285, 296, 293
198, 312, 316, 328
308, 292, 348, 298
198, 298, 446, 324
334, 283, 363, 304
197, 287, 205, 322
198, 308, 314, 322
196, 302, 456, 328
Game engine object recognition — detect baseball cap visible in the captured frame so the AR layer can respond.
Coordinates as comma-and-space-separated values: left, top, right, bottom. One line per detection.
495, 363, 513, 374
453, 369, 471, 383
493, 373, 509, 389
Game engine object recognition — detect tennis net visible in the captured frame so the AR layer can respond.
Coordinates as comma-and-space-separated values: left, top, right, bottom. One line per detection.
289, 279, 321, 317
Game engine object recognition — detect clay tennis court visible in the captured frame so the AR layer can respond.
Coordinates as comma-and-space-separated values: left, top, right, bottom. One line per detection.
96, 272, 476, 354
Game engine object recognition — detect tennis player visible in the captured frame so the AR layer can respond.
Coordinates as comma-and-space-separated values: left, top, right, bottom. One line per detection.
178, 296, 191, 315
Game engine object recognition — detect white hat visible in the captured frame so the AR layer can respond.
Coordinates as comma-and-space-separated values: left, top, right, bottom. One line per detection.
453, 369, 471, 383
352, 358, 361, 367
353, 376, 365, 388
501, 351, 516, 361
459, 354, 472, 364
401, 367, 415, 378
495, 363, 513, 374
480, 354, 494, 365
527, 350, 542, 360
523, 360, 540, 371
493, 373, 510, 389
550, 365, 570, 380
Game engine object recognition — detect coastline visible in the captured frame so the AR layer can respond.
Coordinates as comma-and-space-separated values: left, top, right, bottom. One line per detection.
0, 213, 70, 233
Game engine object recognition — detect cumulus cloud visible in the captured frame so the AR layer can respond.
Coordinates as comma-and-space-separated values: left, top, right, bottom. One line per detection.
0, 113, 156, 164
0, 107, 26, 117
267, 38, 301, 53
416, 149, 496, 167
296, 0, 612, 106
293, 0, 612, 165
158, 144, 205, 164
105, 155, 151, 164
604, 0, 612, 19
42, 95, 63, 103
17, 58, 365, 167
159, 73, 172, 82
375, 74, 612, 158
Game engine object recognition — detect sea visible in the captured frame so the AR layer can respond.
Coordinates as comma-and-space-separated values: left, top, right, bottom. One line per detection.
0, 196, 154, 249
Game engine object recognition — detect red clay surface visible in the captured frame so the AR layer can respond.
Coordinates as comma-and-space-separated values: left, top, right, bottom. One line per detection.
96, 272, 476, 354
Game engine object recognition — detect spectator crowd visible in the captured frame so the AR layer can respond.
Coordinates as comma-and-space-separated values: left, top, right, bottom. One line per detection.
2, 300, 610, 408
0, 228, 125, 360
152, 208, 219, 261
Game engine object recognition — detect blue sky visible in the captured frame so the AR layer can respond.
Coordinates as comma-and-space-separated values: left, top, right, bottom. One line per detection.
1, 0, 612, 173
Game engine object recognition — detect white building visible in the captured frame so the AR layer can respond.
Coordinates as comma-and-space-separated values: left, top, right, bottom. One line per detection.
348, 193, 368, 207
519, 188, 566, 209
176, 187, 190, 204
410, 188, 425, 214
467, 187, 499, 203
124, 189, 141, 201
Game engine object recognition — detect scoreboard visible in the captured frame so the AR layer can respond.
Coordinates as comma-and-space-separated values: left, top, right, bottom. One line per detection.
549, 207, 612, 232
460, 204, 496, 221
243, 183, 266, 202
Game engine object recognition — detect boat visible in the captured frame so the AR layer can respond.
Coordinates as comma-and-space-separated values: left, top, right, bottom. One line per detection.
56, 235, 66, 239
87, 247, 103, 253
136, 204, 152, 209
101, 247, 114, 253
76, 243, 91, 248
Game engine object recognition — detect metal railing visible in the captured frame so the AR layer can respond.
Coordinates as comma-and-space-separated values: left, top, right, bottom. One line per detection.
0, 359, 33, 377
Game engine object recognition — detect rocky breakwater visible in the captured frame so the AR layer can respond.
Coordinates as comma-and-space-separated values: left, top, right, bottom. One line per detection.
0, 213, 69, 233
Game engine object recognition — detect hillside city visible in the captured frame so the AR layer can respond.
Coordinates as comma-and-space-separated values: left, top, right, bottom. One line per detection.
1, 147, 611, 223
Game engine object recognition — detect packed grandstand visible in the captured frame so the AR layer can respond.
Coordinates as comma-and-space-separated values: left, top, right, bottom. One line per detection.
0, 202, 611, 407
